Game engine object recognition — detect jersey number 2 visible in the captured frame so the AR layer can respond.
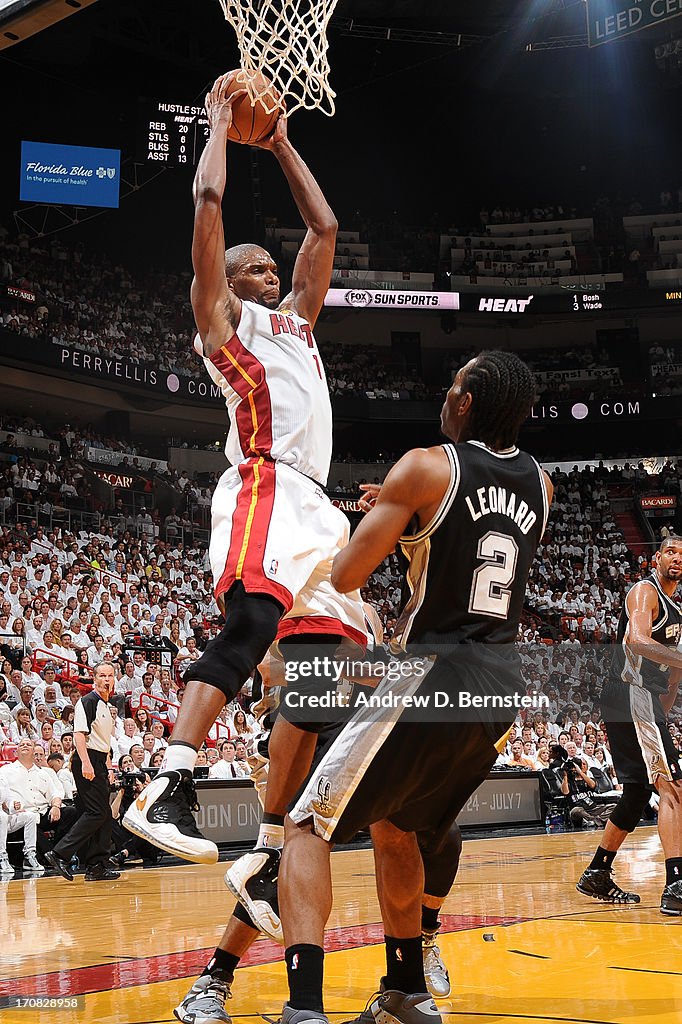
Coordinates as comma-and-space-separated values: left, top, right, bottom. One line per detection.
468, 531, 519, 619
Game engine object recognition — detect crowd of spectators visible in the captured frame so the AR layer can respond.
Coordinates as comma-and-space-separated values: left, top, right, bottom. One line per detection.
2, 226, 679, 418
478, 203, 579, 228
0, 232, 198, 379
324, 343, 439, 401
0, 413, 222, 551
2, 233, 449, 401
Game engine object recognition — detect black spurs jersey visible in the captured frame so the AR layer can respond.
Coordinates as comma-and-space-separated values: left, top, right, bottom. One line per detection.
609, 574, 682, 695
391, 440, 549, 650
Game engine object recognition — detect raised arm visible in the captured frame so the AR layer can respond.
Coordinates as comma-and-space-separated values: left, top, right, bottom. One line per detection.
255, 116, 336, 327
191, 74, 247, 353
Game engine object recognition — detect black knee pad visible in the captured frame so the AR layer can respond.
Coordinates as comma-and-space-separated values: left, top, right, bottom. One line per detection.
278, 633, 353, 734
418, 822, 463, 900
184, 583, 282, 700
609, 783, 651, 833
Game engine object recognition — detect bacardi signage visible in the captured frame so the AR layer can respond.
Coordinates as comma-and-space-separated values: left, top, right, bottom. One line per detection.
640, 495, 676, 510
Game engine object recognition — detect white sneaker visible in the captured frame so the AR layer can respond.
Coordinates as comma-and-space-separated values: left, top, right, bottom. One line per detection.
224, 847, 282, 943
23, 852, 45, 874
123, 770, 218, 864
0, 856, 14, 876
422, 930, 451, 998
173, 972, 232, 1023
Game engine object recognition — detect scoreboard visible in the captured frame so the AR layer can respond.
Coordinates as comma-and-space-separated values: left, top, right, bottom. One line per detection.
137, 99, 210, 165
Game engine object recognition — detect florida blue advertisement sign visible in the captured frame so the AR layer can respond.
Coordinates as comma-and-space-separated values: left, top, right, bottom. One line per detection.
20, 141, 121, 208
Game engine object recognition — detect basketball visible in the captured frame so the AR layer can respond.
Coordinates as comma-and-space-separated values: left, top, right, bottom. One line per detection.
225, 69, 282, 145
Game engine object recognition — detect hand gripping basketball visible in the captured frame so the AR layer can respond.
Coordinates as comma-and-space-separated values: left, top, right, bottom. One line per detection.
205, 73, 249, 135
208, 69, 283, 145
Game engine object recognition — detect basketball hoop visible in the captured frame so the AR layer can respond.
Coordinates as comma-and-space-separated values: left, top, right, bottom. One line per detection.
217, 0, 339, 117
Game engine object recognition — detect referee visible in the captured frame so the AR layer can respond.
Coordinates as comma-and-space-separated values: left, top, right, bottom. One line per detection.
45, 663, 120, 881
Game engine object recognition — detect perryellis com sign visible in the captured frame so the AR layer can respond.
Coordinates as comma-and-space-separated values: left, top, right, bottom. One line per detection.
587, 0, 682, 46
20, 141, 121, 209
0, 330, 224, 405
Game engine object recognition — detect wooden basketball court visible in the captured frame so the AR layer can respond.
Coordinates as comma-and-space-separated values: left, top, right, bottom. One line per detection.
1, 825, 681, 1024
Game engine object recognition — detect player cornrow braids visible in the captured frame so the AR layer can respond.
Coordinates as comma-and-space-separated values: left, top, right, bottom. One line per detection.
462, 351, 536, 449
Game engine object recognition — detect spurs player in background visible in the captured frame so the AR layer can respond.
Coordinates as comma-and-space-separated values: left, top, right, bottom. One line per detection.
577, 535, 682, 914
124, 71, 366, 865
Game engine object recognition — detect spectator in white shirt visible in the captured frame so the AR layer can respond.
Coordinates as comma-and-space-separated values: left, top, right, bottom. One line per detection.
116, 661, 137, 698
131, 650, 148, 680
0, 757, 41, 875
0, 735, 75, 847
581, 608, 598, 640
175, 635, 200, 677
39, 630, 68, 665
46, 752, 75, 800
116, 718, 140, 757
131, 671, 157, 713
149, 719, 167, 751
152, 669, 178, 726
209, 739, 250, 779
52, 704, 75, 737
234, 739, 249, 773
9, 706, 38, 743
140, 732, 157, 767
20, 655, 43, 693
69, 620, 90, 651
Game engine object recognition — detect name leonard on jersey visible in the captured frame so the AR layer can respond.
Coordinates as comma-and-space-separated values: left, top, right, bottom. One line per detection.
465, 485, 538, 535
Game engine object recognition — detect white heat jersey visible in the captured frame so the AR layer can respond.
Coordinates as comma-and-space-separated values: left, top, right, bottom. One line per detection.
196, 301, 332, 485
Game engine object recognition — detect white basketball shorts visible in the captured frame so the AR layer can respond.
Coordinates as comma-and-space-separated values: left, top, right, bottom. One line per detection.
209, 457, 366, 645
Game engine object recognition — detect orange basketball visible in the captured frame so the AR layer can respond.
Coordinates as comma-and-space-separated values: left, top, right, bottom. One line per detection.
225, 69, 282, 145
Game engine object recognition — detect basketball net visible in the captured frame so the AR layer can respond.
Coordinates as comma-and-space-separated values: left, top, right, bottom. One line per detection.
217, 0, 339, 116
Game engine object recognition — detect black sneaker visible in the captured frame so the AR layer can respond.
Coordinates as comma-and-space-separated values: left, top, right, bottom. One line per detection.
109, 851, 127, 869
660, 879, 682, 915
368, 990, 441, 1024
45, 850, 74, 882
224, 848, 282, 942
84, 864, 121, 881
122, 769, 218, 864
576, 868, 640, 904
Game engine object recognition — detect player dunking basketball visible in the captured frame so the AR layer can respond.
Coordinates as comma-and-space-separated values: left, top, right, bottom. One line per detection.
277, 352, 553, 1024
124, 71, 366, 862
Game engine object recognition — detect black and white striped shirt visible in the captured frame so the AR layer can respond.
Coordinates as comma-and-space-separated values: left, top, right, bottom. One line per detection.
73, 690, 113, 753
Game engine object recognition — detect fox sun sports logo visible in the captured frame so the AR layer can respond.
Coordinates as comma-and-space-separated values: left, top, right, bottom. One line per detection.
344, 290, 373, 308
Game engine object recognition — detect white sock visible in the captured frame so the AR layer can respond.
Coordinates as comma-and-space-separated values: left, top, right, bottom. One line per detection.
162, 743, 198, 773
257, 823, 285, 850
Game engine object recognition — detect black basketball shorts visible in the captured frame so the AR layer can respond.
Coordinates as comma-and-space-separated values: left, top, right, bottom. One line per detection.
601, 679, 682, 787
288, 654, 517, 846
